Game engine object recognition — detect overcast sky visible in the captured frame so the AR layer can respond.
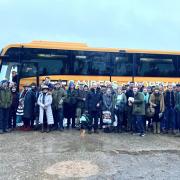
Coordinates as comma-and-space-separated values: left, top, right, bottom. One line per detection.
0, 0, 180, 51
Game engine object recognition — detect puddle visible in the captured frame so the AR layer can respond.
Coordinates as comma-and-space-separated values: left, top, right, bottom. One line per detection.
45, 160, 99, 178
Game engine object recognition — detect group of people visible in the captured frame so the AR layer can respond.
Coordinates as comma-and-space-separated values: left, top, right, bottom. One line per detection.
0, 76, 180, 137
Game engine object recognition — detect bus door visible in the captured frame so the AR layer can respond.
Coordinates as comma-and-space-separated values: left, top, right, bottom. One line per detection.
19, 62, 39, 89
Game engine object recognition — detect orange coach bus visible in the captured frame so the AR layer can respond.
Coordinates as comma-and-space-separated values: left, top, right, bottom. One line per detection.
0, 40, 180, 88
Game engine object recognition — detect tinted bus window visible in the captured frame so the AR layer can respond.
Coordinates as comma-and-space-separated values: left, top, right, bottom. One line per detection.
72, 51, 111, 75
178, 56, 180, 76
112, 54, 133, 76
136, 54, 179, 77
38, 59, 70, 75
32, 49, 71, 75
21, 63, 37, 77
5, 48, 72, 77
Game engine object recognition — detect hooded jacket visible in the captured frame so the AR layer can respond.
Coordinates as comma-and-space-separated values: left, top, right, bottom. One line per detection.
132, 92, 145, 116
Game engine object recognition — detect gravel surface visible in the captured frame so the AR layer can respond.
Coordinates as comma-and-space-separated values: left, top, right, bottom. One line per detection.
1, 130, 180, 180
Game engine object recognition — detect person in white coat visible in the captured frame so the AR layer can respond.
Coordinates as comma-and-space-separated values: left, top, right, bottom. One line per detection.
38, 85, 54, 133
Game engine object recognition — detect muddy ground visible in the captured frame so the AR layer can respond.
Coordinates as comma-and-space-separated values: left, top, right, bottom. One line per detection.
0, 130, 180, 180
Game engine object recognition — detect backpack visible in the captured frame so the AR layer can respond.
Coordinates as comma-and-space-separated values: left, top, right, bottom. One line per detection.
102, 111, 112, 124
146, 106, 155, 117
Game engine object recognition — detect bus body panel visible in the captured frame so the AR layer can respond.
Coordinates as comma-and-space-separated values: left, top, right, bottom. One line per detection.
0, 41, 180, 89
19, 76, 180, 89
19, 75, 111, 88
134, 77, 180, 86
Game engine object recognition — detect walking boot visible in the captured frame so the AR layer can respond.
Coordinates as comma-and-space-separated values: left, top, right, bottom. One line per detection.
153, 122, 157, 134
157, 122, 161, 134
41, 124, 44, 133
46, 125, 50, 133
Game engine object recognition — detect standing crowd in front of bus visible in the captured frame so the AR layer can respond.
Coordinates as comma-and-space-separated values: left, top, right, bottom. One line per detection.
0, 77, 180, 137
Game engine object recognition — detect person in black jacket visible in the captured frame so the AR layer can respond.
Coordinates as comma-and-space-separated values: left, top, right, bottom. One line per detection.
30, 83, 38, 129
85, 83, 102, 133
21, 84, 36, 131
164, 85, 176, 133
76, 84, 88, 127
8, 85, 19, 130
126, 82, 134, 131
64, 81, 77, 129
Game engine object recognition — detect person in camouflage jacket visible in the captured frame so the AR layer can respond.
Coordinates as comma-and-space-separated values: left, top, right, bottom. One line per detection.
0, 80, 12, 134
52, 81, 67, 130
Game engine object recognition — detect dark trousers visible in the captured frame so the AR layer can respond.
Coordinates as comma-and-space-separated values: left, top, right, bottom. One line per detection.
67, 118, 75, 128
89, 111, 99, 131
23, 117, 30, 128
53, 108, 64, 129
165, 107, 175, 130
133, 115, 145, 134
115, 109, 124, 130
8, 107, 17, 129
66, 105, 76, 128
99, 111, 103, 128
30, 117, 35, 128
127, 106, 133, 131
0, 108, 10, 131
176, 111, 180, 131
42, 110, 48, 127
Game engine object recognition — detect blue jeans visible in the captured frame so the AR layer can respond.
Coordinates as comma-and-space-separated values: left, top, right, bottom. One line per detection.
0, 108, 10, 131
165, 107, 176, 130
133, 115, 145, 134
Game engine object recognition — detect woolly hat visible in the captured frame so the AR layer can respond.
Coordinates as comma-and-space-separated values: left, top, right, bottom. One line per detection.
154, 86, 159, 90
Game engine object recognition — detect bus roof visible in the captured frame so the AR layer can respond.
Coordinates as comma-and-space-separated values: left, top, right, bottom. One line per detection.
2, 40, 180, 56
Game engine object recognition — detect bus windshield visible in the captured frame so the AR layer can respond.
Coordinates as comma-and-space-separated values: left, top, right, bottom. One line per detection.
0, 60, 18, 81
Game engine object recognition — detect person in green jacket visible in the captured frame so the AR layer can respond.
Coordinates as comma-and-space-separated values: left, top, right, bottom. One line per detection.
0, 80, 12, 134
52, 81, 67, 131
129, 87, 145, 137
